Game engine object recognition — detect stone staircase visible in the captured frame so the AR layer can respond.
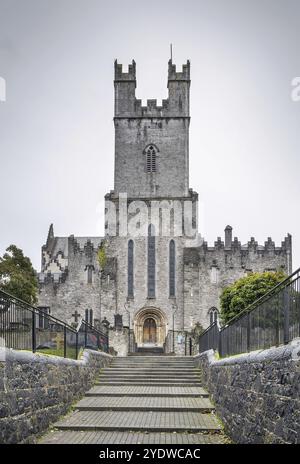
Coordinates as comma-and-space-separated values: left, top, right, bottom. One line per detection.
134, 346, 165, 355
41, 356, 227, 444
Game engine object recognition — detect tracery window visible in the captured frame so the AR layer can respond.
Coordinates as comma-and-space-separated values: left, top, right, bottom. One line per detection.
169, 240, 175, 297
145, 145, 157, 173
128, 240, 134, 297
209, 307, 219, 325
85, 308, 93, 325
148, 224, 156, 297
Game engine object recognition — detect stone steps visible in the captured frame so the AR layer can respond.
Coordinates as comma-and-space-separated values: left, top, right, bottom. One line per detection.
112, 359, 194, 363
101, 368, 200, 376
98, 374, 200, 380
111, 362, 196, 366
41, 356, 226, 444
76, 396, 214, 412
41, 430, 226, 444
95, 381, 202, 387
86, 385, 209, 397
54, 410, 222, 433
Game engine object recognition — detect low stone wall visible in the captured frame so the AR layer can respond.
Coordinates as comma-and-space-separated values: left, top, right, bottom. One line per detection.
0, 348, 112, 444
194, 340, 300, 444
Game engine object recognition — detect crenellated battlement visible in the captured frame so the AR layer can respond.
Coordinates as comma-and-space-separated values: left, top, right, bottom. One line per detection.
39, 225, 106, 285
184, 226, 292, 273
168, 59, 190, 82
114, 59, 190, 118
132, 98, 169, 117
114, 59, 136, 81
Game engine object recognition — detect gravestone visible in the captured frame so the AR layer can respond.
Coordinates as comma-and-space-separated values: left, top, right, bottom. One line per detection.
114, 314, 123, 331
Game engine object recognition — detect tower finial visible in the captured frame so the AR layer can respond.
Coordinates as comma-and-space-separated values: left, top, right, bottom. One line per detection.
170, 43, 173, 62
46, 223, 54, 248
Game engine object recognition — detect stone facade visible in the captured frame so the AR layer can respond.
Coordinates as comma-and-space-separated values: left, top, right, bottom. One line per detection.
194, 341, 300, 444
38, 59, 292, 355
0, 348, 112, 444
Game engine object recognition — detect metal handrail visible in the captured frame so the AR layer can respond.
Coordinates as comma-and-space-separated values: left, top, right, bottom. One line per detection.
0, 289, 109, 357
77, 317, 108, 337
198, 321, 218, 337
0, 289, 77, 333
199, 267, 300, 357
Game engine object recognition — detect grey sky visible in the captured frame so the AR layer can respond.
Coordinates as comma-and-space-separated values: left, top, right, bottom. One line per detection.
0, 0, 299, 271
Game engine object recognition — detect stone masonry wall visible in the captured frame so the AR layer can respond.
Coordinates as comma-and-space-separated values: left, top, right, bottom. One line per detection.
38, 235, 117, 326
0, 348, 112, 444
184, 232, 292, 329
194, 340, 300, 444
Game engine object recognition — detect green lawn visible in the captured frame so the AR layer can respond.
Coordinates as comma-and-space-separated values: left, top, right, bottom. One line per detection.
36, 346, 78, 359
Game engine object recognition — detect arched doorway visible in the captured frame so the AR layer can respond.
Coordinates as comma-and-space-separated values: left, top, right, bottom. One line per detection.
134, 307, 167, 347
143, 318, 156, 343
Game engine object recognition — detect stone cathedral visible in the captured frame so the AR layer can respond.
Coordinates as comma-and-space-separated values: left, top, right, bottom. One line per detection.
38, 59, 292, 355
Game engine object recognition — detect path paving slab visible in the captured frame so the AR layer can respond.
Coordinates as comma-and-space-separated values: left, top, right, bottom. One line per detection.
76, 396, 214, 412
41, 430, 227, 444
54, 410, 222, 433
86, 385, 209, 397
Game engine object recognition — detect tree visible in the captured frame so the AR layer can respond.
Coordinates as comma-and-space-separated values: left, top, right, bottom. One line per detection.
97, 241, 107, 271
220, 270, 287, 325
0, 245, 38, 304
190, 322, 204, 339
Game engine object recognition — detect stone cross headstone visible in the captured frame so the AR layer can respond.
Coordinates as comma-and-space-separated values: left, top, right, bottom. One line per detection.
72, 310, 81, 323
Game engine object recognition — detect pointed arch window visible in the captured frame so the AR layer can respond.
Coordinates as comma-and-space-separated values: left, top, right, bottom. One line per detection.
87, 266, 93, 284
145, 145, 157, 173
85, 309, 93, 325
169, 240, 176, 297
148, 224, 156, 297
128, 240, 134, 297
86, 264, 94, 284
209, 307, 219, 325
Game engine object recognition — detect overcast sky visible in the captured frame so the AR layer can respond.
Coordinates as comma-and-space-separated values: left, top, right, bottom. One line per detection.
0, 0, 299, 271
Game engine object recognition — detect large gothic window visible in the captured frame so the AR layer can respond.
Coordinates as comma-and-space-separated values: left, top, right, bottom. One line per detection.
169, 240, 176, 297
145, 145, 157, 173
87, 265, 93, 284
128, 240, 134, 297
148, 224, 156, 297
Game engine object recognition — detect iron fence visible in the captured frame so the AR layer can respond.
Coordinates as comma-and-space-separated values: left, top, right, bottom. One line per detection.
199, 322, 219, 353
198, 268, 300, 358
77, 319, 109, 355
0, 289, 109, 359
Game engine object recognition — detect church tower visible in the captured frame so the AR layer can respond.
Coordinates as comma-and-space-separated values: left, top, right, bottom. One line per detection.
106, 59, 198, 352
114, 59, 191, 198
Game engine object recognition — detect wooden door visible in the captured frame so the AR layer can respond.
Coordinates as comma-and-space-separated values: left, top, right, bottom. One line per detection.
143, 318, 156, 343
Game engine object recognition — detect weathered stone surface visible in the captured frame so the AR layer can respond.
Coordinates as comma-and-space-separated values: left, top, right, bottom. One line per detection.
37, 59, 292, 356
0, 348, 112, 444
194, 340, 300, 444
40, 355, 228, 444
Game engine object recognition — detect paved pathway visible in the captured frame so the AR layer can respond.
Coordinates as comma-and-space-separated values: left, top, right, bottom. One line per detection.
41, 356, 228, 444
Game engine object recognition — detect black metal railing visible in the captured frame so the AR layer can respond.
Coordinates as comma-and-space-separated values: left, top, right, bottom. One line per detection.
77, 319, 109, 355
199, 322, 219, 353
0, 289, 109, 359
199, 268, 300, 358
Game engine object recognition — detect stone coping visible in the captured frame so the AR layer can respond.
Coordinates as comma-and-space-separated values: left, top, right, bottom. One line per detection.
0, 347, 112, 366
